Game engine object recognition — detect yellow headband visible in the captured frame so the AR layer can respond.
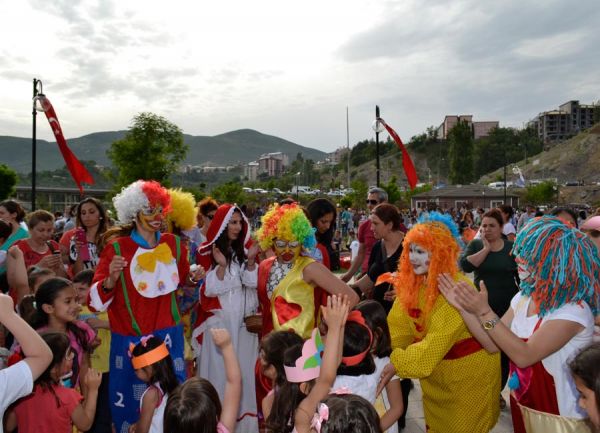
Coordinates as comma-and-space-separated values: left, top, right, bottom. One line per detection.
129, 342, 169, 369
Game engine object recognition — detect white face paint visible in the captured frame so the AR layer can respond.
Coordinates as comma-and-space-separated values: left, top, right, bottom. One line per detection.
409, 243, 431, 275
517, 261, 532, 282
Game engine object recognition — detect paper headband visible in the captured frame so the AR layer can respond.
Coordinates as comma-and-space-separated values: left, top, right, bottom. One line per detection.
341, 310, 373, 367
128, 336, 170, 370
284, 328, 324, 383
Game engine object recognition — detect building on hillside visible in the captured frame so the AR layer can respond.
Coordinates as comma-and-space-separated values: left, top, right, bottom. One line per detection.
244, 161, 259, 181
436, 115, 499, 140
528, 100, 597, 143
327, 147, 349, 165
258, 152, 288, 177
14, 186, 110, 212
410, 185, 519, 211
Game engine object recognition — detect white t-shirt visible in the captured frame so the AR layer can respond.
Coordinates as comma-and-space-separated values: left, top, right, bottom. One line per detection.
503, 222, 516, 237
140, 383, 167, 433
332, 356, 395, 403
509, 293, 594, 418
0, 360, 34, 433
349, 240, 360, 261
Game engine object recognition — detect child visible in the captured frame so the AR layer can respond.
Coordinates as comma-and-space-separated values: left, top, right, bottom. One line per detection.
5, 332, 102, 433
570, 343, 600, 429
331, 307, 402, 432
32, 277, 96, 388
164, 328, 241, 433
0, 293, 52, 420
130, 335, 179, 433
259, 330, 304, 421
294, 294, 385, 433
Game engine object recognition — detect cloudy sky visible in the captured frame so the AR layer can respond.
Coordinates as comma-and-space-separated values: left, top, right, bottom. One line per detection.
1, 0, 599, 153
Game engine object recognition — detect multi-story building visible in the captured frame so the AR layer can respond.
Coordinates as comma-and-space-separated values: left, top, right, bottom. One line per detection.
436, 115, 499, 140
257, 152, 288, 177
244, 161, 259, 181
529, 100, 596, 143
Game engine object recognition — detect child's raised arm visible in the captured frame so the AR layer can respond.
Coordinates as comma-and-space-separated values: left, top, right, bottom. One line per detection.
211, 328, 241, 433
71, 368, 102, 431
6, 246, 30, 303
0, 293, 52, 379
295, 295, 349, 433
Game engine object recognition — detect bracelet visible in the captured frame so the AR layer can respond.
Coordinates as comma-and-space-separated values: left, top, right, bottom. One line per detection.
101, 279, 114, 293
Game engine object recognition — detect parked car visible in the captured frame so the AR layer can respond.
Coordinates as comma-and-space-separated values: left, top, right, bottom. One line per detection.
242, 187, 253, 193
254, 188, 268, 194
271, 188, 284, 195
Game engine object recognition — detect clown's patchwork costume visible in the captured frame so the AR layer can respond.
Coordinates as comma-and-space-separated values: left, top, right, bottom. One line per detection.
192, 204, 259, 433
89, 181, 189, 433
388, 213, 500, 433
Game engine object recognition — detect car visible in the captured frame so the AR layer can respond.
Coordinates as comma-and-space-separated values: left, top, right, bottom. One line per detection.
271, 188, 284, 194
563, 181, 580, 186
254, 188, 268, 194
242, 187, 253, 193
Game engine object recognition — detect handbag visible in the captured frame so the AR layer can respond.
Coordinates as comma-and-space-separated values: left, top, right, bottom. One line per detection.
242, 285, 262, 334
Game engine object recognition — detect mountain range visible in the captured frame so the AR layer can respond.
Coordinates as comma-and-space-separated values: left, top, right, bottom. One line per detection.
0, 129, 327, 173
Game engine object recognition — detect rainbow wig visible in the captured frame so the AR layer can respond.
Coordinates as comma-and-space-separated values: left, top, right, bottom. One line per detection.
113, 180, 171, 224
394, 212, 462, 320
256, 203, 316, 251
512, 216, 600, 316
166, 188, 198, 232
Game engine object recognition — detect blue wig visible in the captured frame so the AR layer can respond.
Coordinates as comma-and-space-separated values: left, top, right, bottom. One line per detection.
417, 211, 464, 249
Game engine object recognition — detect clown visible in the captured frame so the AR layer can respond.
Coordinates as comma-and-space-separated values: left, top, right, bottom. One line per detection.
256, 203, 359, 340
387, 212, 500, 433
89, 180, 201, 433
191, 203, 260, 433
440, 216, 600, 433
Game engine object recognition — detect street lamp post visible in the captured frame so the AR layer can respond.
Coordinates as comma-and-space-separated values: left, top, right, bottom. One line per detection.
31, 78, 44, 211
503, 147, 507, 204
372, 106, 385, 187
295, 171, 301, 201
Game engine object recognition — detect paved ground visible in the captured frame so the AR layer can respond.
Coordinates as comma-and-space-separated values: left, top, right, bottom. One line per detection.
402, 381, 513, 433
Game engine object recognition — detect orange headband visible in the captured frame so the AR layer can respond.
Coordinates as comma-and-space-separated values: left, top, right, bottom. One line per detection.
129, 342, 169, 370
341, 311, 373, 367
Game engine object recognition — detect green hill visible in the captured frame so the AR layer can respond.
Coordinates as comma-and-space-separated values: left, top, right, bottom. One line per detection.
1, 129, 326, 173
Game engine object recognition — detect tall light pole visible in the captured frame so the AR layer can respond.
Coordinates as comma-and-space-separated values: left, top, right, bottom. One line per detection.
346, 106, 350, 189
372, 105, 385, 187
295, 171, 301, 201
31, 78, 44, 211
503, 147, 507, 204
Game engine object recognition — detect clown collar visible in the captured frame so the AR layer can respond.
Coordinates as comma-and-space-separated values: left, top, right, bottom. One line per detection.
130, 229, 161, 249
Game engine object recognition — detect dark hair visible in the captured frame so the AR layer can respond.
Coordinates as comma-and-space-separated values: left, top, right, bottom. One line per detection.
0, 219, 11, 240
34, 277, 91, 354
337, 321, 375, 376
214, 209, 246, 267
307, 198, 337, 247
73, 269, 95, 286
98, 222, 134, 254
320, 394, 382, 433
260, 330, 304, 388
550, 207, 578, 228
461, 211, 474, 224
372, 204, 402, 231
355, 301, 392, 357
198, 197, 219, 217
482, 209, 503, 227
18, 295, 37, 328
570, 343, 600, 419
27, 266, 55, 292
76, 197, 109, 243
26, 209, 54, 229
498, 205, 514, 219
0, 200, 26, 223
164, 377, 222, 433
268, 344, 312, 433
132, 336, 179, 395
36, 332, 72, 407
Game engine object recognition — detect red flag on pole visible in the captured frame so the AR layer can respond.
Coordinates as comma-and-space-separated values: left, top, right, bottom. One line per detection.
379, 119, 418, 190
36, 95, 94, 193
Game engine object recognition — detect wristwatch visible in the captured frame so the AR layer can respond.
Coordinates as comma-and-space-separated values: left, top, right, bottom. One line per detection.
482, 316, 500, 330
101, 279, 114, 293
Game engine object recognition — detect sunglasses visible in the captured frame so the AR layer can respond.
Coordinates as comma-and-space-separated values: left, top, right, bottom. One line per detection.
274, 240, 300, 249
366, 200, 379, 205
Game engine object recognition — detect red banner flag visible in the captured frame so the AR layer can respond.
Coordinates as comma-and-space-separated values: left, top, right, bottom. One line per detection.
379, 119, 418, 190
37, 95, 94, 193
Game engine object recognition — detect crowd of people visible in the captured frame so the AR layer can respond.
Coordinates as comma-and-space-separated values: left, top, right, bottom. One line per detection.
1, 184, 600, 433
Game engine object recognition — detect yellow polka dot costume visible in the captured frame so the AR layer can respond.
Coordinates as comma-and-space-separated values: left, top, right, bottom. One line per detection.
388, 212, 500, 433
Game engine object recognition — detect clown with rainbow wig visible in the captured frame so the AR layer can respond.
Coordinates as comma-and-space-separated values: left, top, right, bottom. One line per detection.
388, 212, 500, 433
440, 215, 600, 432
89, 180, 202, 432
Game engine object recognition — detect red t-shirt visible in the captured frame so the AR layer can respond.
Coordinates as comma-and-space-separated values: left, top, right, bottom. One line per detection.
14, 239, 60, 269
14, 383, 82, 433
357, 219, 376, 273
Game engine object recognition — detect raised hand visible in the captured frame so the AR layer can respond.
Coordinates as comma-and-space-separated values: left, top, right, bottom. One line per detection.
437, 273, 465, 312
322, 295, 350, 330
212, 244, 227, 267
211, 328, 232, 349
247, 242, 260, 262
108, 255, 128, 282
83, 368, 102, 390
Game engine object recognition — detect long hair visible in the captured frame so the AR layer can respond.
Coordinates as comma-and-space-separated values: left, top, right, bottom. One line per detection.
75, 197, 109, 244
97, 222, 135, 253
569, 343, 600, 420
355, 300, 392, 358
307, 198, 337, 247
260, 331, 304, 388
214, 210, 246, 267
33, 277, 91, 353
267, 343, 311, 433
36, 332, 72, 407
337, 321, 375, 376
131, 336, 179, 395
0, 199, 26, 223
164, 377, 222, 433
320, 394, 382, 433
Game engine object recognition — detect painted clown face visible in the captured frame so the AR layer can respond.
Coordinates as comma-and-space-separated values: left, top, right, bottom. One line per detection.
515, 256, 533, 283
137, 206, 163, 233
409, 243, 431, 275
273, 237, 302, 264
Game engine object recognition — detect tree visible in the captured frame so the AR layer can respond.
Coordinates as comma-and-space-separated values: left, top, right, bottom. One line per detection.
346, 178, 369, 209
524, 181, 556, 205
0, 164, 17, 200
211, 181, 247, 204
382, 175, 402, 205
108, 112, 187, 189
448, 121, 474, 184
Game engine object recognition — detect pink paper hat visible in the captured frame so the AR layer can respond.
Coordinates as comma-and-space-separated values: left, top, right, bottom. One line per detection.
581, 216, 600, 231
284, 328, 324, 383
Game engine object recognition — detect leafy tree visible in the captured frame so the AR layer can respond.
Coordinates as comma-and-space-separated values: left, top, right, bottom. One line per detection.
382, 175, 402, 205
448, 121, 474, 184
524, 181, 557, 205
211, 181, 247, 204
0, 164, 17, 200
346, 178, 369, 209
107, 112, 187, 189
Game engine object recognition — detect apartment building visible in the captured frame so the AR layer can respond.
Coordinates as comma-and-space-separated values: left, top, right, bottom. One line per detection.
529, 100, 596, 143
436, 115, 499, 140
